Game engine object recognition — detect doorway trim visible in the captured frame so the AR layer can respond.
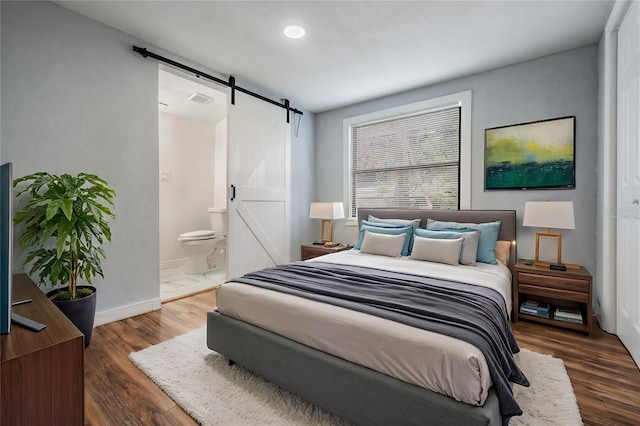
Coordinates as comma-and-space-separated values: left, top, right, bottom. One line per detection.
597, 0, 633, 334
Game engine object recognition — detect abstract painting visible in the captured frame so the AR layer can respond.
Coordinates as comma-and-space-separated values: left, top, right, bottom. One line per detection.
485, 116, 575, 190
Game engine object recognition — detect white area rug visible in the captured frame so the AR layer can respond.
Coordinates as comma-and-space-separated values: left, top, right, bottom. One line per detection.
130, 327, 582, 426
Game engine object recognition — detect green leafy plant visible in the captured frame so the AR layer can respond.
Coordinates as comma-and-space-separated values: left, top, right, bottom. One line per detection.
13, 172, 115, 300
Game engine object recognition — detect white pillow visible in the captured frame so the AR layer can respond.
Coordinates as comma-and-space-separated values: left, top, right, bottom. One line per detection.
414, 228, 480, 265
360, 231, 406, 257
410, 236, 463, 265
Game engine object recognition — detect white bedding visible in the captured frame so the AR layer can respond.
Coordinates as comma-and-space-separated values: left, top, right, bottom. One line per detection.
216, 250, 513, 407
310, 249, 513, 314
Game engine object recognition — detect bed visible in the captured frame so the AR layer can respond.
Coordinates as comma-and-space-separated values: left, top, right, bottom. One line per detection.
207, 208, 524, 425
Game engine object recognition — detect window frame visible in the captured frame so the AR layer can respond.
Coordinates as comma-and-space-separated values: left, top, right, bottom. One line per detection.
342, 90, 472, 224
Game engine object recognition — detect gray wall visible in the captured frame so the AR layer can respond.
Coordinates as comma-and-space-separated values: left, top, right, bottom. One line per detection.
1, 1, 315, 316
2, 0, 159, 312
316, 45, 598, 277
290, 112, 317, 260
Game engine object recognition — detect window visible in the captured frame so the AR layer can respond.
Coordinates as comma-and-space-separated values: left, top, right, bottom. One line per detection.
343, 91, 471, 220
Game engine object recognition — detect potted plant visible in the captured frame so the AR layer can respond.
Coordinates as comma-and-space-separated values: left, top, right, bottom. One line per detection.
13, 172, 115, 346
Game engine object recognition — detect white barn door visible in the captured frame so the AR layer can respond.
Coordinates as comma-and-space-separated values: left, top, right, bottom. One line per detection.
227, 91, 291, 279
617, 1, 640, 368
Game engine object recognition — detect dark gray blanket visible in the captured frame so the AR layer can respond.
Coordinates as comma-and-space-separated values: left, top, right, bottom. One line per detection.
232, 261, 529, 425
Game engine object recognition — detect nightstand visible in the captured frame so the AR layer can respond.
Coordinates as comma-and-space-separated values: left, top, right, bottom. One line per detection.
301, 244, 350, 261
513, 260, 593, 335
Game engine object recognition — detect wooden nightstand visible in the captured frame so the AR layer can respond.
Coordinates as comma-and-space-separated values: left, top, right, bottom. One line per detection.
513, 260, 593, 335
301, 244, 350, 261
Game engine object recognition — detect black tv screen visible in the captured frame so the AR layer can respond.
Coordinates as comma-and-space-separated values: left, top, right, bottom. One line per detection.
1, 162, 12, 334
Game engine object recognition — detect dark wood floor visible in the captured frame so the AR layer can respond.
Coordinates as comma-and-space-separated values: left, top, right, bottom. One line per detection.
84, 290, 640, 425
513, 320, 640, 426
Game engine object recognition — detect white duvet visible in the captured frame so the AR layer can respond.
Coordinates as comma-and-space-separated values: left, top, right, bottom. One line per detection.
216, 250, 513, 407
310, 250, 513, 314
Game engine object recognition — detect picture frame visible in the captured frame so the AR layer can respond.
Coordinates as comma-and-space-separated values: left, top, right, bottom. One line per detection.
484, 116, 576, 190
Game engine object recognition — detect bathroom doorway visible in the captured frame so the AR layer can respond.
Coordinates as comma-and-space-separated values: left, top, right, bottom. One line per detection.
158, 69, 228, 302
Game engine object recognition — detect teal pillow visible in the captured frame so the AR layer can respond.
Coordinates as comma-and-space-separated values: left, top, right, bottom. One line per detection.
414, 228, 480, 265
356, 221, 414, 256
426, 219, 502, 265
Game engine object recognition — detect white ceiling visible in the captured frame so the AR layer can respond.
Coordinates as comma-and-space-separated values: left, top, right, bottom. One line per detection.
56, 1, 614, 114
158, 69, 227, 123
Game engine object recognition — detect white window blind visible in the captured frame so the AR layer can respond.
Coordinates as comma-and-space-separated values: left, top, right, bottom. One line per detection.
350, 107, 461, 217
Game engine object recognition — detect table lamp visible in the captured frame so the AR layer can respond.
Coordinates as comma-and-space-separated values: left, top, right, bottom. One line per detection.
309, 202, 345, 243
522, 201, 578, 269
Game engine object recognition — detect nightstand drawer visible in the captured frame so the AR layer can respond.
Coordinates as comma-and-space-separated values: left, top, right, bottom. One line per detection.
519, 284, 590, 303
513, 260, 593, 334
518, 272, 589, 293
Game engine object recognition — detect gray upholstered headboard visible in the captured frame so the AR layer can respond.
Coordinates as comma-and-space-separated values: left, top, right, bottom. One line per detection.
357, 208, 517, 274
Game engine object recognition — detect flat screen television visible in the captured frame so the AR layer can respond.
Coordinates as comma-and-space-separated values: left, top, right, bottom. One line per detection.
0, 163, 45, 333
484, 116, 576, 190
1, 162, 13, 334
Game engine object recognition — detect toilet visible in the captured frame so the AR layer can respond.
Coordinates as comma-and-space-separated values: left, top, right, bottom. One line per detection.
178, 208, 227, 274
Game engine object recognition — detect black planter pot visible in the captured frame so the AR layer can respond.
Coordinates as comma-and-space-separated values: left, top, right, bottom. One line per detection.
47, 286, 97, 347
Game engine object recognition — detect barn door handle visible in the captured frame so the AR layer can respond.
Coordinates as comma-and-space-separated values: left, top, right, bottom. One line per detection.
230, 185, 236, 201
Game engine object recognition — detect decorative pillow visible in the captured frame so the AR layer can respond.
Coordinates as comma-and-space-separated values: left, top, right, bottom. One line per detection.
414, 228, 480, 265
355, 221, 414, 256
495, 240, 511, 266
410, 236, 463, 265
367, 215, 421, 228
426, 219, 502, 265
360, 231, 406, 257
360, 219, 408, 229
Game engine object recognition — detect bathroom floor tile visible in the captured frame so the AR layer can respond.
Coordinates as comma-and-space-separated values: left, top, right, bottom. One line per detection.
160, 266, 227, 302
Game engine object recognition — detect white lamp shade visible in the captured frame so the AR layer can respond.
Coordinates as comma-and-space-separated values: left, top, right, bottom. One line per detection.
522, 201, 575, 230
309, 202, 345, 220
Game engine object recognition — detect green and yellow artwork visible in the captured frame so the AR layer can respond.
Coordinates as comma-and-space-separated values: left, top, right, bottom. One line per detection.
485, 116, 575, 190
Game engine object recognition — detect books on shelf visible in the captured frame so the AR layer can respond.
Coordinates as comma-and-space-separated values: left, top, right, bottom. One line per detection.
520, 307, 549, 318
519, 300, 585, 324
523, 299, 550, 310
519, 299, 550, 318
555, 307, 583, 323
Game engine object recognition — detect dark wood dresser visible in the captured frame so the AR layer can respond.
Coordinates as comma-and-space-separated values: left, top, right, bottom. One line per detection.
1, 274, 84, 425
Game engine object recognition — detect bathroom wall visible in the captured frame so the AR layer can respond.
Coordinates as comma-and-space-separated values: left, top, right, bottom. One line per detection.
214, 119, 228, 208
159, 111, 217, 267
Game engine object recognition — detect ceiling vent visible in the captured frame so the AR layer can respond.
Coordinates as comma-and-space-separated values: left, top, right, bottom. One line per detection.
187, 93, 214, 105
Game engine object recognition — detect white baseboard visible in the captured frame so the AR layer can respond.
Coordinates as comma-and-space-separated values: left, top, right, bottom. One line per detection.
94, 297, 162, 327
160, 258, 187, 270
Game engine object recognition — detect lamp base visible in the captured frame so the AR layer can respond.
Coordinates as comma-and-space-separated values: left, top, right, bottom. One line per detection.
320, 219, 333, 243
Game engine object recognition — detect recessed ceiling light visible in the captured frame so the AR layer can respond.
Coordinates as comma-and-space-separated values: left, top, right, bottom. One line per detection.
284, 25, 305, 39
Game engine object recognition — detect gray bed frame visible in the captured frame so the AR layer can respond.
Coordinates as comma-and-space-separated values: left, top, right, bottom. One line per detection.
207, 209, 517, 426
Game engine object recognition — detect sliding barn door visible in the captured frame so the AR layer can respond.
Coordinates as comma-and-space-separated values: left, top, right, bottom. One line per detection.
227, 91, 291, 279
617, 1, 640, 368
